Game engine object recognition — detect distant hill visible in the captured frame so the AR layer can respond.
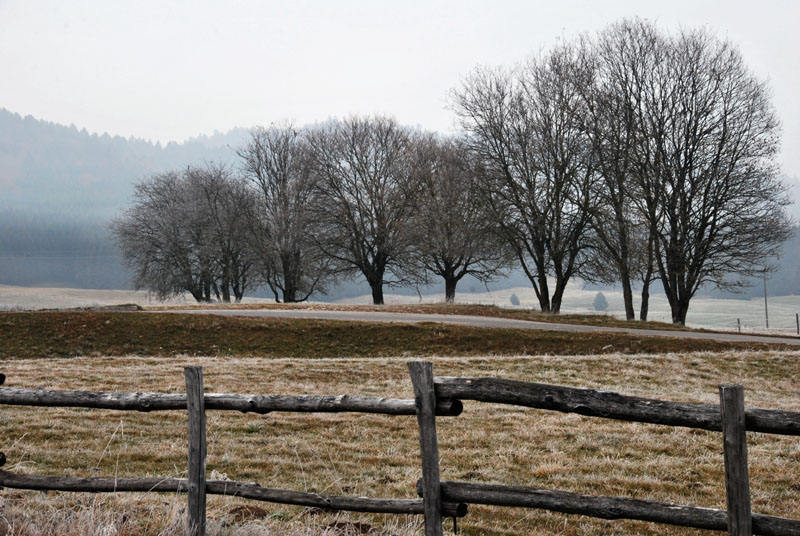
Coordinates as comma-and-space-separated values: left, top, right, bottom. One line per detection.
0, 108, 248, 221
0, 109, 248, 288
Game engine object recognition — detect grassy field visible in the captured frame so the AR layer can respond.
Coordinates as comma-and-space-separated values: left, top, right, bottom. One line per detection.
1, 311, 799, 535
1, 352, 799, 535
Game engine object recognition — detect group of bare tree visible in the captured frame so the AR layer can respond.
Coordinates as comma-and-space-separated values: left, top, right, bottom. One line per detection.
112, 118, 513, 304
111, 165, 256, 302
113, 18, 792, 323
453, 18, 792, 324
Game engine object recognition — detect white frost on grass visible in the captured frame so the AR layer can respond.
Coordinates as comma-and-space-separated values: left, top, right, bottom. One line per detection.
0, 284, 273, 311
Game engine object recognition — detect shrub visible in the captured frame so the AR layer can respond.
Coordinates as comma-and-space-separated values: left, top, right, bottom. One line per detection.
593, 292, 608, 312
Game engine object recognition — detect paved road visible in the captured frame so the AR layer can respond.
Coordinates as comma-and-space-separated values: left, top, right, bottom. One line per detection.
166, 308, 800, 346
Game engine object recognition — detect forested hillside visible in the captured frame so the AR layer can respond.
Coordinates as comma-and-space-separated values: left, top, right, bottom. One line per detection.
0, 108, 245, 219
0, 108, 246, 288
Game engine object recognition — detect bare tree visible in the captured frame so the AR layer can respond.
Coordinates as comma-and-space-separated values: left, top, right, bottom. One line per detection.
558, 19, 791, 324
306, 116, 418, 305
186, 164, 257, 302
112, 170, 212, 302
238, 125, 331, 303
111, 164, 257, 302
453, 44, 597, 313
410, 135, 512, 302
579, 22, 662, 320
630, 24, 792, 324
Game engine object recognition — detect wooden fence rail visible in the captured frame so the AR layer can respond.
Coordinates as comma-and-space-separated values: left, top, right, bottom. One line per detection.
416, 480, 800, 535
432, 376, 800, 435
1, 362, 799, 536
0, 469, 467, 516
0, 387, 462, 415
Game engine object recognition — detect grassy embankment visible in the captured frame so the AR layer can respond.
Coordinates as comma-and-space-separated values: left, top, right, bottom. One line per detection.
146, 302, 696, 331
0, 311, 793, 360
1, 311, 799, 535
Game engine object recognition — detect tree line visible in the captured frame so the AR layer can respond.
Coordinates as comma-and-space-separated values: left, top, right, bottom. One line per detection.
112, 119, 511, 306
112, 19, 793, 324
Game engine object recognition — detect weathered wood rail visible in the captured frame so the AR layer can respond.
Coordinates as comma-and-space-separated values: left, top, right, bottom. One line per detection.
432, 376, 800, 435
416, 480, 800, 535
0, 387, 462, 415
0, 470, 466, 516
0, 363, 798, 536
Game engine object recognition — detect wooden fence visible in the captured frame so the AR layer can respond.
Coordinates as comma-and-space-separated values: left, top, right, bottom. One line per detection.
0, 364, 799, 535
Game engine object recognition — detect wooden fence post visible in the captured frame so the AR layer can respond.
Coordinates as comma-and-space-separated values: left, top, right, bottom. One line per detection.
184, 367, 207, 536
719, 384, 752, 536
408, 362, 444, 536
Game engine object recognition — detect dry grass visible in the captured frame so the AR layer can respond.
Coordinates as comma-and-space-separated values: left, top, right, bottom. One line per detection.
0, 311, 792, 361
1, 352, 799, 535
0, 492, 421, 535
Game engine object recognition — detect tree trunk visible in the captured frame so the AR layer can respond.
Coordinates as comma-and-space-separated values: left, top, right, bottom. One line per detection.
219, 264, 231, 302
639, 279, 650, 321
281, 253, 299, 304
232, 280, 244, 303
660, 259, 691, 325
615, 217, 635, 320
670, 299, 690, 325
221, 284, 231, 303
189, 288, 204, 303
366, 262, 386, 305
640, 229, 655, 321
444, 276, 458, 303
537, 271, 551, 313
670, 302, 682, 325
284, 287, 298, 303
663, 280, 691, 325
371, 283, 384, 305
551, 277, 569, 314
550, 293, 562, 314
620, 269, 635, 321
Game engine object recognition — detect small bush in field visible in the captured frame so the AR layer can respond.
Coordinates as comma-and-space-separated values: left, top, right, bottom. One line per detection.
593, 292, 608, 312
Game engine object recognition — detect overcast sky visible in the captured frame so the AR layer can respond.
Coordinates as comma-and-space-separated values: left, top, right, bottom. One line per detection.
1, 0, 798, 177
